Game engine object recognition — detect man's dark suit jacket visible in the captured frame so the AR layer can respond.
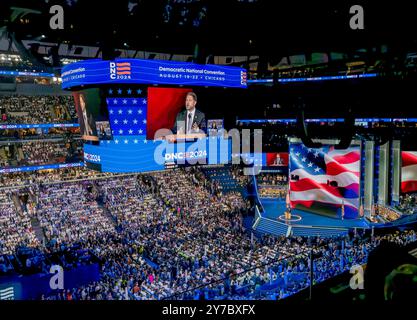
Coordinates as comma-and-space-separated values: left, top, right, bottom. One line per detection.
173, 109, 206, 134
79, 111, 97, 137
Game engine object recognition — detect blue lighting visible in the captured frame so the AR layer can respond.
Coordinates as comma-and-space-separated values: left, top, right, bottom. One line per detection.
0, 123, 79, 130
0, 70, 55, 78
0, 162, 84, 174
247, 73, 378, 84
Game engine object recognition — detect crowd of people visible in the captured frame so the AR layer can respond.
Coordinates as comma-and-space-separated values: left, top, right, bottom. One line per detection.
257, 172, 288, 186
373, 204, 402, 222
0, 165, 416, 301
21, 140, 83, 166
231, 165, 251, 188
0, 167, 117, 189
258, 186, 287, 199
397, 193, 417, 215
0, 162, 416, 300
256, 172, 288, 199
36, 182, 115, 246
0, 188, 40, 255
0, 139, 83, 168
0, 128, 81, 142
0, 95, 77, 124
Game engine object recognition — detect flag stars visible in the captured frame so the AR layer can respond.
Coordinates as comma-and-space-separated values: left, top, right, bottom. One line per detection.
142, 99, 147, 104
114, 119, 119, 124
133, 119, 138, 124
118, 129, 123, 134
128, 129, 133, 134
108, 89, 113, 94
115, 139, 119, 144
137, 89, 142, 94
117, 89, 122, 94
295, 152, 301, 157
314, 151, 319, 158
113, 99, 118, 104
314, 167, 321, 172
109, 109, 114, 114
138, 109, 143, 114
124, 139, 129, 144
301, 157, 307, 162
133, 99, 137, 104
142, 119, 147, 124
127, 89, 132, 94
143, 139, 147, 144
118, 109, 123, 114
123, 119, 128, 124
133, 139, 138, 144
123, 99, 127, 104
128, 109, 133, 114
308, 162, 313, 167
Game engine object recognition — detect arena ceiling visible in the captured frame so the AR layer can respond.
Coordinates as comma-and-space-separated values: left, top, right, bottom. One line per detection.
1, 1, 416, 58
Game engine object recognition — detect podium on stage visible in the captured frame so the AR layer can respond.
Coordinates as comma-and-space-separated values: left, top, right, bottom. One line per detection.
163, 133, 207, 143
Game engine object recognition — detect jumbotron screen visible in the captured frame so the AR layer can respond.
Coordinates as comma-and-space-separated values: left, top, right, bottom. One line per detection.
76, 85, 230, 172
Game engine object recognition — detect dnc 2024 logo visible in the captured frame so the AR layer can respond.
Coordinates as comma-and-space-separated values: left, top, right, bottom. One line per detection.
110, 62, 132, 80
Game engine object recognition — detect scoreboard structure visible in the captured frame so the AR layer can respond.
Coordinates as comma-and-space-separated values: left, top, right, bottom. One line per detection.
61, 58, 247, 173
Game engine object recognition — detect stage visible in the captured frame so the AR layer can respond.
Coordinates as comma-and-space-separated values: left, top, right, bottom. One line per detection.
259, 198, 370, 230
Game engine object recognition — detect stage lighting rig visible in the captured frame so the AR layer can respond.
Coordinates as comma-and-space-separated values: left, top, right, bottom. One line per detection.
295, 98, 355, 149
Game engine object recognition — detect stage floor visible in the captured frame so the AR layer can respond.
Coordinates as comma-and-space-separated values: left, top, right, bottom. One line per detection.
260, 198, 370, 229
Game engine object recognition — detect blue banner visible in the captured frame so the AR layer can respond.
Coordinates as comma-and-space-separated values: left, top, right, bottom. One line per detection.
0, 162, 84, 174
0, 70, 54, 78
84, 137, 231, 173
0, 123, 79, 130
61, 59, 247, 89
247, 73, 377, 84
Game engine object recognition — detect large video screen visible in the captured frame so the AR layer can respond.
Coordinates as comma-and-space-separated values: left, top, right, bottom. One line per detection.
80, 85, 231, 172
73, 89, 112, 142
147, 87, 198, 139
147, 87, 226, 140
401, 151, 417, 193
265, 152, 289, 167
289, 142, 360, 219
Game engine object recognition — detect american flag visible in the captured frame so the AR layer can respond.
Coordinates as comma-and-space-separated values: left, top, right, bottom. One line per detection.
401, 151, 417, 193
107, 97, 147, 136
289, 143, 360, 218
0, 286, 14, 300
115, 62, 131, 75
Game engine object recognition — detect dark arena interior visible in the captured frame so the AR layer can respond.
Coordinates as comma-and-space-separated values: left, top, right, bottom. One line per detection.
1, 0, 417, 315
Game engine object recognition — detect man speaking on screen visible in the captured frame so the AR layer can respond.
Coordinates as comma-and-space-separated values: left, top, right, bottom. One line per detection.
173, 92, 206, 135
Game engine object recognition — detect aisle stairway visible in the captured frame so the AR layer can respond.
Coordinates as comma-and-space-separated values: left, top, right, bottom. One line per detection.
11, 193, 24, 216
31, 217, 46, 245
201, 166, 247, 196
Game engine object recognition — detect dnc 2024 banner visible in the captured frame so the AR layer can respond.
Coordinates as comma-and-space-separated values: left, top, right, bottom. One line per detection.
61, 59, 247, 89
